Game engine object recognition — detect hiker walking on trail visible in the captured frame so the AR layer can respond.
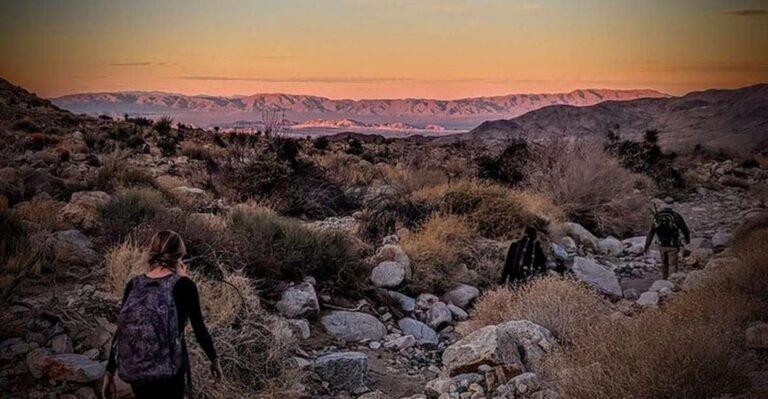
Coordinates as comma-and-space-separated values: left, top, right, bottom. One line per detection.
102, 230, 222, 399
500, 226, 547, 285
644, 206, 691, 279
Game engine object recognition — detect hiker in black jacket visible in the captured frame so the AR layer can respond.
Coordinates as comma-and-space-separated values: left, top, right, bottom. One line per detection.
500, 226, 547, 285
644, 206, 691, 279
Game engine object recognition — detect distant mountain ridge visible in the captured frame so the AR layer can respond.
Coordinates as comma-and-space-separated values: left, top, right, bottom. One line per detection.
456, 84, 768, 150
52, 89, 668, 129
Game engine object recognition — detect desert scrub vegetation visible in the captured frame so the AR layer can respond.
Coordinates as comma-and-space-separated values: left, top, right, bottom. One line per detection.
99, 187, 169, 242
411, 180, 562, 239
401, 214, 473, 293
542, 222, 768, 399
13, 193, 65, 231
457, 277, 610, 345
229, 204, 366, 292
526, 139, 651, 237
605, 129, 685, 191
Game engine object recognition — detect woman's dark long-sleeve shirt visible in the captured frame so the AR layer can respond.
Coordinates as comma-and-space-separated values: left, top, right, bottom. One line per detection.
106, 276, 217, 373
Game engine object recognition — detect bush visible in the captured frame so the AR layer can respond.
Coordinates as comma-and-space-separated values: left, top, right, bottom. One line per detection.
99, 188, 168, 242
26, 133, 56, 151
526, 139, 651, 237
94, 152, 160, 192
313, 136, 330, 150
229, 205, 365, 292
401, 214, 473, 293
605, 130, 685, 190
475, 139, 530, 185
154, 116, 174, 136
12, 118, 41, 133
13, 194, 65, 231
458, 277, 610, 345
412, 180, 562, 239
546, 223, 768, 398
181, 142, 215, 161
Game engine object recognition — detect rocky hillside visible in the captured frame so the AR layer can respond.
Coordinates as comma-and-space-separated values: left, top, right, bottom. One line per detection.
457, 84, 768, 151
1, 77, 767, 399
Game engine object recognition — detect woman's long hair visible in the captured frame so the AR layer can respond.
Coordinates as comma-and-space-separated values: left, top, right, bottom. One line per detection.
147, 230, 186, 272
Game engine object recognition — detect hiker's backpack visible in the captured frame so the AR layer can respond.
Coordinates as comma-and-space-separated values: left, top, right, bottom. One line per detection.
116, 275, 184, 382
654, 209, 680, 246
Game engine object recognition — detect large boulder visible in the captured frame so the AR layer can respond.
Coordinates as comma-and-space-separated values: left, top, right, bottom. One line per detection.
321, 311, 386, 342
551, 222, 599, 251
26, 349, 105, 383
58, 191, 111, 231
314, 352, 368, 392
442, 320, 558, 376
370, 261, 406, 288
398, 318, 438, 347
571, 257, 622, 297
598, 237, 623, 257
276, 282, 319, 319
45, 230, 98, 266
622, 236, 647, 256
636, 291, 659, 307
442, 284, 480, 309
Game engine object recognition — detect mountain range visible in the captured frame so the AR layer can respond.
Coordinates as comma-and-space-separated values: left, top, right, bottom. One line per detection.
454, 84, 768, 150
51, 89, 668, 133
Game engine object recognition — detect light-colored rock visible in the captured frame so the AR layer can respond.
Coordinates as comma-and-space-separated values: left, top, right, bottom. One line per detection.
398, 318, 439, 347
25, 349, 105, 382
746, 323, 768, 349
448, 304, 469, 321
636, 291, 659, 307
711, 231, 732, 248
495, 372, 540, 398
314, 352, 368, 392
442, 284, 480, 309
58, 191, 111, 231
649, 280, 674, 292
286, 319, 311, 339
623, 288, 639, 300
371, 261, 406, 288
496, 321, 559, 373
598, 237, 623, 257
571, 257, 622, 297
387, 291, 416, 313
622, 236, 647, 256
358, 391, 392, 399
682, 270, 708, 291
321, 311, 386, 342
424, 301, 453, 330
383, 335, 416, 350
560, 237, 577, 252
46, 230, 98, 266
416, 293, 440, 311
425, 377, 454, 397
658, 287, 672, 298
373, 244, 412, 278
276, 282, 319, 319
552, 222, 599, 250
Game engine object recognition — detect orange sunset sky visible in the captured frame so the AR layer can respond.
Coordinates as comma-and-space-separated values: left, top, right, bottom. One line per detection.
1, 0, 767, 99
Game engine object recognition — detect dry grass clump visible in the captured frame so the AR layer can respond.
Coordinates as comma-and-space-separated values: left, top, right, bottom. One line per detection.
526, 139, 652, 237
401, 213, 473, 292
104, 241, 147, 297
458, 277, 610, 345
314, 152, 380, 187
545, 222, 768, 398
412, 180, 563, 239
13, 193, 65, 231
99, 187, 169, 242
180, 141, 217, 162
379, 163, 449, 196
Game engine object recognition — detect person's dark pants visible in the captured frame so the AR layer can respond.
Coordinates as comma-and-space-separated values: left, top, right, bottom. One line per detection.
659, 246, 679, 280
130, 370, 185, 399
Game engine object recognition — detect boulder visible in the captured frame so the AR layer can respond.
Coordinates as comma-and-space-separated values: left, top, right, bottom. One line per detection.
314, 352, 368, 392
26, 349, 105, 382
370, 261, 406, 288
372, 244, 411, 278
571, 257, 622, 297
321, 311, 386, 342
276, 282, 319, 319
416, 293, 440, 311
682, 270, 708, 292
560, 237, 577, 252
425, 377, 454, 397
636, 291, 659, 307
423, 301, 453, 330
387, 291, 416, 313
58, 191, 111, 231
552, 222, 599, 250
648, 280, 674, 292
23, 169, 75, 200
495, 372, 540, 398
442, 284, 480, 309
622, 236, 647, 256
598, 237, 623, 257
711, 231, 732, 248
286, 319, 311, 340
46, 230, 98, 266
496, 320, 559, 373
442, 325, 525, 376
448, 304, 469, 321
398, 318, 438, 347
623, 288, 639, 301
746, 323, 768, 349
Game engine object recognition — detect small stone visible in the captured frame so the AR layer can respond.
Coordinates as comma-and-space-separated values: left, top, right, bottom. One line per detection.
286, 319, 311, 340
398, 318, 438, 347
648, 280, 674, 292
447, 304, 469, 321
383, 335, 416, 350
636, 291, 660, 307
442, 284, 480, 309
314, 352, 368, 392
623, 288, 639, 300
276, 282, 320, 319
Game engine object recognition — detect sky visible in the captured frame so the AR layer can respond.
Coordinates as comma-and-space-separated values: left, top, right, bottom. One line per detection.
1, 0, 767, 99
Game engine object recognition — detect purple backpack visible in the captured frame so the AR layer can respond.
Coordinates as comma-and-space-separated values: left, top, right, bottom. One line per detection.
116, 274, 184, 382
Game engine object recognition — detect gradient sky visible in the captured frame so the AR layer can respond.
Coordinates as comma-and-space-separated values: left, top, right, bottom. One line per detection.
1, 0, 767, 99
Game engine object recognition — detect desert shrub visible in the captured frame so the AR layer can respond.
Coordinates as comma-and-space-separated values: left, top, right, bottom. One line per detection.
181, 141, 215, 161
379, 163, 449, 196
314, 152, 380, 187
547, 224, 768, 399
26, 133, 56, 151
475, 139, 530, 185
93, 152, 161, 192
43, 126, 63, 136
401, 214, 473, 293
12, 118, 41, 133
412, 180, 562, 239
83, 130, 107, 150
357, 192, 429, 243
99, 188, 168, 242
458, 277, 610, 344
229, 204, 365, 292
526, 139, 651, 237
154, 116, 174, 135
13, 194, 65, 231
0, 210, 42, 290
605, 130, 685, 191
345, 137, 364, 155
313, 136, 330, 150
